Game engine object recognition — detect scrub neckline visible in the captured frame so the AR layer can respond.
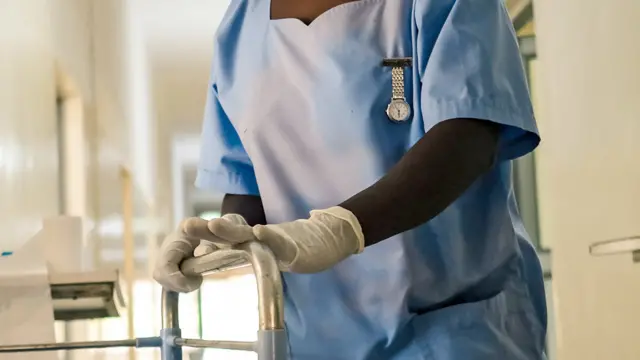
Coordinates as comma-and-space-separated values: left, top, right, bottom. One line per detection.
266, 0, 387, 29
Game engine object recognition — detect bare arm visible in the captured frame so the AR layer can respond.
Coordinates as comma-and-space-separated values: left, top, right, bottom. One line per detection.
220, 118, 499, 246
340, 118, 500, 247
221, 194, 267, 226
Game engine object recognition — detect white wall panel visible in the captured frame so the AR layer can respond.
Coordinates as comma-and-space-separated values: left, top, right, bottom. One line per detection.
533, 0, 640, 359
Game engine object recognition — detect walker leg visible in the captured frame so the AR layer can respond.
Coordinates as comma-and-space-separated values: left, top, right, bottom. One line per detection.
257, 330, 288, 360
161, 328, 182, 360
161, 290, 182, 360
176, 242, 289, 359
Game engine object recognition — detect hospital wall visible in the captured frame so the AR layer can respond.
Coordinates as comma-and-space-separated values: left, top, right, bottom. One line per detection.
0, 0, 59, 252
0, 0, 143, 248
140, 0, 231, 228
1, 0, 157, 355
533, 0, 640, 359
3, 0, 161, 250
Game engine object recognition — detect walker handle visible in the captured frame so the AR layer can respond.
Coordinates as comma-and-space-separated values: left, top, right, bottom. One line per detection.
171, 241, 288, 359
178, 241, 285, 331
180, 248, 249, 276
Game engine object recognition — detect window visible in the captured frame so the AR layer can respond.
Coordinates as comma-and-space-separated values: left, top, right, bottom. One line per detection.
94, 280, 161, 360
200, 275, 258, 360
80, 280, 200, 360
514, 17, 556, 360
199, 211, 221, 221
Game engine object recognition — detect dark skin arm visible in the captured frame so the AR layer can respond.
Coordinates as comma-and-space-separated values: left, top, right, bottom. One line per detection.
222, 118, 500, 247
221, 193, 267, 226
341, 118, 499, 246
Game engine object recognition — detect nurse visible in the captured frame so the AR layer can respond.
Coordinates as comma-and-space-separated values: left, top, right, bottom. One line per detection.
154, 0, 548, 358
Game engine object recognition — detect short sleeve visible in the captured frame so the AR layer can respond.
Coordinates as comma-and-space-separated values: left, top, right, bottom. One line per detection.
194, 77, 260, 195
415, 0, 540, 161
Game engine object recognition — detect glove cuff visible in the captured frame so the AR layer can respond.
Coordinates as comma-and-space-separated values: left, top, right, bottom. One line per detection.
310, 206, 365, 254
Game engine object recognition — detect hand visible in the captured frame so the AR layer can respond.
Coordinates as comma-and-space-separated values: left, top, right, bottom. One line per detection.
255, 207, 365, 272
193, 214, 248, 256
190, 207, 365, 273
152, 214, 248, 293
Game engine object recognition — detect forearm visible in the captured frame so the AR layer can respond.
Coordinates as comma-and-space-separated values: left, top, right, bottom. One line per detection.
340, 118, 500, 246
221, 194, 267, 226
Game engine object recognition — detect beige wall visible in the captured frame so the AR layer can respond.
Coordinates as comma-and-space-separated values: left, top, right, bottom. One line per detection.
0, 0, 156, 261
533, 0, 640, 359
139, 0, 231, 226
92, 0, 145, 243
0, 0, 215, 261
0, 0, 60, 251
0, 1, 162, 355
52, 0, 94, 103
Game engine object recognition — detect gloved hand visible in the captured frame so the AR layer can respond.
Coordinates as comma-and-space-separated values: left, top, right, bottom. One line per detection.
193, 214, 248, 256
152, 214, 248, 293
185, 207, 365, 273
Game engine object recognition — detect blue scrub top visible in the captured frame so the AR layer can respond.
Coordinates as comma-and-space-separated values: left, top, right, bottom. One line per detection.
196, 0, 548, 359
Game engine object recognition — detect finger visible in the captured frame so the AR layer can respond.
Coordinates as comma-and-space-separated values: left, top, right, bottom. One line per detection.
153, 262, 181, 282
166, 273, 203, 293
222, 213, 248, 226
208, 218, 255, 244
181, 217, 221, 242
153, 264, 203, 293
159, 240, 195, 264
194, 241, 217, 257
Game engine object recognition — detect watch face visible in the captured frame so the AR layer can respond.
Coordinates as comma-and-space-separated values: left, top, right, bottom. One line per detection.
386, 100, 411, 122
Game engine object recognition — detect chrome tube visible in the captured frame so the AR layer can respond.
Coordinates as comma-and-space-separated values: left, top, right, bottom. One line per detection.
0, 340, 137, 353
161, 289, 180, 329
589, 235, 640, 256
244, 242, 284, 330
180, 248, 249, 275
174, 338, 255, 351
180, 241, 285, 330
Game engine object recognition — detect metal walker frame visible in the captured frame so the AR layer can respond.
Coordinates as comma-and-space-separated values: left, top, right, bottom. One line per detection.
0, 242, 288, 360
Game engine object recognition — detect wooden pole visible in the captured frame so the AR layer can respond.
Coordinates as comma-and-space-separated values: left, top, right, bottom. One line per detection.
120, 167, 136, 360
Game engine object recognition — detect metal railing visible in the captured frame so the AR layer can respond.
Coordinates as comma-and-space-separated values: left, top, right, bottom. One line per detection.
590, 235, 640, 264
0, 241, 288, 360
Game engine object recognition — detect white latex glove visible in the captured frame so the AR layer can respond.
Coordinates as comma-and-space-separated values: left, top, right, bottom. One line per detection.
190, 207, 365, 273
152, 214, 247, 293
193, 214, 248, 256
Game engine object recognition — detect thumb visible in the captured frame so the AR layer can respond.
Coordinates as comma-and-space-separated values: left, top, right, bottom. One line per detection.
181, 217, 215, 243
208, 218, 255, 244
